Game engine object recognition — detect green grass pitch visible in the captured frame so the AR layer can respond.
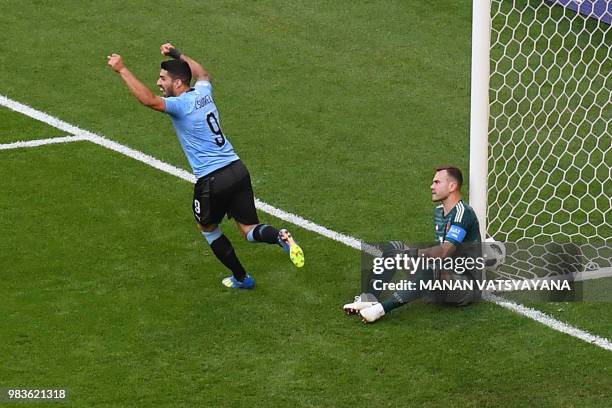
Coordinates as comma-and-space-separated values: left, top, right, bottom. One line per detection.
1, 0, 610, 406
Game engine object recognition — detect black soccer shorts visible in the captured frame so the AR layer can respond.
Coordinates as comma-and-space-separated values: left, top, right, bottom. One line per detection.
192, 160, 260, 227
428, 270, 481, 306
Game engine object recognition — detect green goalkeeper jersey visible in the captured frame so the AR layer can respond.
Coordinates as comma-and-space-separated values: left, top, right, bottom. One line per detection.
433, 200, 481, 245
433, 200, 482, 278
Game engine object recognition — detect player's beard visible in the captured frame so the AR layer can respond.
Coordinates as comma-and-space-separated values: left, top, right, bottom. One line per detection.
160, 86, 174, 97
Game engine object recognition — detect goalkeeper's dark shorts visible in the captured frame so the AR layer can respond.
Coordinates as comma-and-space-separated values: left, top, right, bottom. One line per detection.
192, 160, 260, 227
426, 269, 481, 306
368, 242, 481, 306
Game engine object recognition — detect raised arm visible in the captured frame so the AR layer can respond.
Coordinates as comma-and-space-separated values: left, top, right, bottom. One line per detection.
160, 43, 210, 82
106, 54, 166, 112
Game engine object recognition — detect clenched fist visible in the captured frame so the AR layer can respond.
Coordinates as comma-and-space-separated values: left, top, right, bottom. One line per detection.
107, 54, 126, 73
160, 43, 176, 56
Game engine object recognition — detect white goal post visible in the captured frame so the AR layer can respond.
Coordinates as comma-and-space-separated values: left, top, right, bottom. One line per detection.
470, 0, 610, 242
469, 0, 610, 281
470, 0, 492, 240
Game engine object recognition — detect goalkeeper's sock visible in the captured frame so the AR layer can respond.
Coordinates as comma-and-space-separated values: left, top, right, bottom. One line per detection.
381, 287, 429, 312
247, 224, 280, 245
382, 293, 408, 313
209, 234, 247, 282
381, 267, 436, 312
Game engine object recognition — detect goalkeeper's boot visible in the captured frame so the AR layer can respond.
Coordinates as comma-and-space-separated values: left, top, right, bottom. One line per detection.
343, 293, 379, 315
278, 229, 304, 268
222, 274, 256, 289
360, 303, 385, 324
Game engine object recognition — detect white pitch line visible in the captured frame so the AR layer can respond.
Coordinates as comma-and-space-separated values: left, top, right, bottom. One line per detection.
0, 135, 87, 150
80, 133, 367, 251
0, 95, 86, 136
0, 94, 361, 250
86, 133, 196, 183
485, 294, 612, 351
1, 93, 610, 352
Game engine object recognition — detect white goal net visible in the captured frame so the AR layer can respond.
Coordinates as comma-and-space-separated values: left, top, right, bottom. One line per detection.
480, 0, 610, 283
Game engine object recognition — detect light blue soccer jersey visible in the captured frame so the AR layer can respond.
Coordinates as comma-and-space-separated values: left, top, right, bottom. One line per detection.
163, 80, 239, 178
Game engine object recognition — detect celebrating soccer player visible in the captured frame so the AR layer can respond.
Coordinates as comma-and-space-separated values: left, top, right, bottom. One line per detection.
106, 44, 304, 289
344, 166, 482, 322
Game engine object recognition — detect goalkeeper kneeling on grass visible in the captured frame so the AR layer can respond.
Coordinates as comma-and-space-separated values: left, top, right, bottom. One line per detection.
343, 166, 483, 323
